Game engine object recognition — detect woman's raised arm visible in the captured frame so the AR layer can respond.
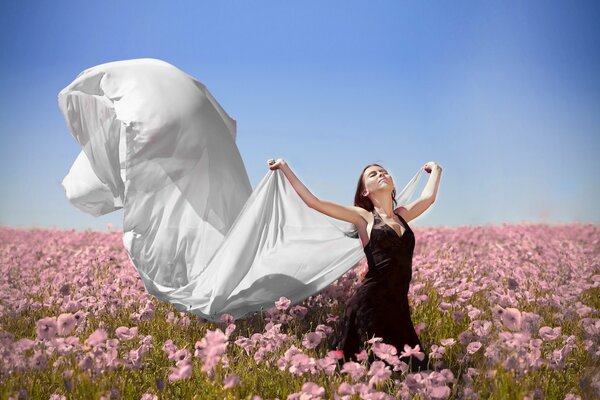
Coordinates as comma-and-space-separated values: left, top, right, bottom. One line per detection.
267, 159, 367, 226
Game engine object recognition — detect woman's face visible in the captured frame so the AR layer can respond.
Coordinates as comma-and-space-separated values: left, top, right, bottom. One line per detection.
362, 166, 394, 197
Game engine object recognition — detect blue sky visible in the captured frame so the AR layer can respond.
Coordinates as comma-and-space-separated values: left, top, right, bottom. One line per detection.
0, 0, 598, 231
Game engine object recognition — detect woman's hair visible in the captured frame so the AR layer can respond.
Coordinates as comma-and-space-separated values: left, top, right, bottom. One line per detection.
344, 163, 397, 239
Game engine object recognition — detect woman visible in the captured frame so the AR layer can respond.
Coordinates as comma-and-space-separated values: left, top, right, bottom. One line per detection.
267, 158, 442, 372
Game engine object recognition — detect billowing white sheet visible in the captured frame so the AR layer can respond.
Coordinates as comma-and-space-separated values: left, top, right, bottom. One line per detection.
58, 58, 424, 322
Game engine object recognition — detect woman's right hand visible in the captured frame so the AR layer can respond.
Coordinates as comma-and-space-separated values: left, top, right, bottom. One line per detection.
267, 158, 286, 170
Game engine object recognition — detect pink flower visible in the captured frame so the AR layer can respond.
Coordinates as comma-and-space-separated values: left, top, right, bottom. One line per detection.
371, 342, 398, 364
326, 314, 339, 323
429, 344, 446, 359
36, 317, 58, 340
169, 348, 192, 365
78, 354, 94, 370
302, 332, 322, 349
220, 313, 235, 325
289, 305, 308, 319
466, 341, 482, 354
539, 326, 561, 340
469, 320, 492, 337
14, 338, 35, 352
56, 313, 77, 336
316, 356, 337, 376
429, 385, 451, 400
367, 361, 392, 386
225, 323, 236, 339
288, 353, 317, 376
315, 324, 333, 338
275, 296, 291, 311
341, 361, 366, 381
300, 382, 325, 399
234, 336, 254, 355
115, 326, 138, 340
29, 351, 48, 370
440, 338, 456, 347
168, 363, 193, 381
367, 336, 383, 344
223, 373, 240, 389
400, 344, 425, 361
328, 350, 344, 360
195, 329, 228, 373
355, 349, 368, 361
501, 308, 522, 331
415, 322, 426, 335
85, 328, 108, 347
337, 382, 355, 396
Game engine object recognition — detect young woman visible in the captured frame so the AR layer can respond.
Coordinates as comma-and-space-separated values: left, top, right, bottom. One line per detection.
267, 158, 442, 372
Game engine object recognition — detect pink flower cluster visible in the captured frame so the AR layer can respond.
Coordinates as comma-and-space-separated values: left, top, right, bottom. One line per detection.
1, 222, 598, 399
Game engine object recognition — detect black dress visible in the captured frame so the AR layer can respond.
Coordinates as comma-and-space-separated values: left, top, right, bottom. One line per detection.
335, 209, 430, 372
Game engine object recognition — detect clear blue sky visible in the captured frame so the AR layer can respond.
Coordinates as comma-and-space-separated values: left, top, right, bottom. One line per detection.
0, 0, 598, 231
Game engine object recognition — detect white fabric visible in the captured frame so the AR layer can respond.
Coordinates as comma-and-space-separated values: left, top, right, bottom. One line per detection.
59, 58, 424, 321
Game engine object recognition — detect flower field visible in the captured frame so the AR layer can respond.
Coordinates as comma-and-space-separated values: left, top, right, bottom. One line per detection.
0, 223, 598, 400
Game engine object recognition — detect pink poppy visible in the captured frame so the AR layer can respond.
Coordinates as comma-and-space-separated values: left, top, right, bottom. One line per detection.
85, 328, 108, 347
355, 349, 368, 361
469, 320, 492, 337
115, 326, 138, 340
429, 345, 446, 359
219, 313, 235, 325
367, 361, 392, 386
328, 350, 344, 360
337, 382, 356, 396
168, 363, 193, 381
56, 314, 77, 336
300, 382, 325, 398
466, 341, 482, 354
326, 314, 339, 323
288, 353, 317, 376
316, 356, 337, 376
400, 344, 425, 361
289, 305, 308, 319
539, 326, 561, 340
315, 324, 333, 338
501, 308, 522, 331
429, 385, 451, 400
341, 361, 366, 381
14, 338, 35, 352
415, 322, 426, 335
367, 336, 383, 344
78, 354, 94, 370
275, 296, 291, 311
36, 317, 58, 340
29, 351, 48, 370
223, 373, 240, 389
302, 332, 322, 349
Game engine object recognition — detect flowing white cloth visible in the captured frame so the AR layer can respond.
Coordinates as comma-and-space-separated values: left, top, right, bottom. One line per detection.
59, 58, 425, 321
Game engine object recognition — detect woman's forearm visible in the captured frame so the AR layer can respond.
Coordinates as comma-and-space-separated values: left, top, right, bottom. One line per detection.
279, 163, 319, 208
421, 164, 442, 200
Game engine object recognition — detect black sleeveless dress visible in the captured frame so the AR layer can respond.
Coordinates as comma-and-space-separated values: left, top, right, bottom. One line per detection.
335, 209, 430, 372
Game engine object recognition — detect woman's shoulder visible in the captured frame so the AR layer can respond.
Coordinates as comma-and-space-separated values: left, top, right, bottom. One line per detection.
353, 207, 374, 227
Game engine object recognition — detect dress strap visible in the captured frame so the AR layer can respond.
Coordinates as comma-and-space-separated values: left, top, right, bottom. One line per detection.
394, 211, 409, 229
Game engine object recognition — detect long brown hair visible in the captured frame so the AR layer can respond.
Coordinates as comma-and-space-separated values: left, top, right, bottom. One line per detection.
345, 163, 397, 239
